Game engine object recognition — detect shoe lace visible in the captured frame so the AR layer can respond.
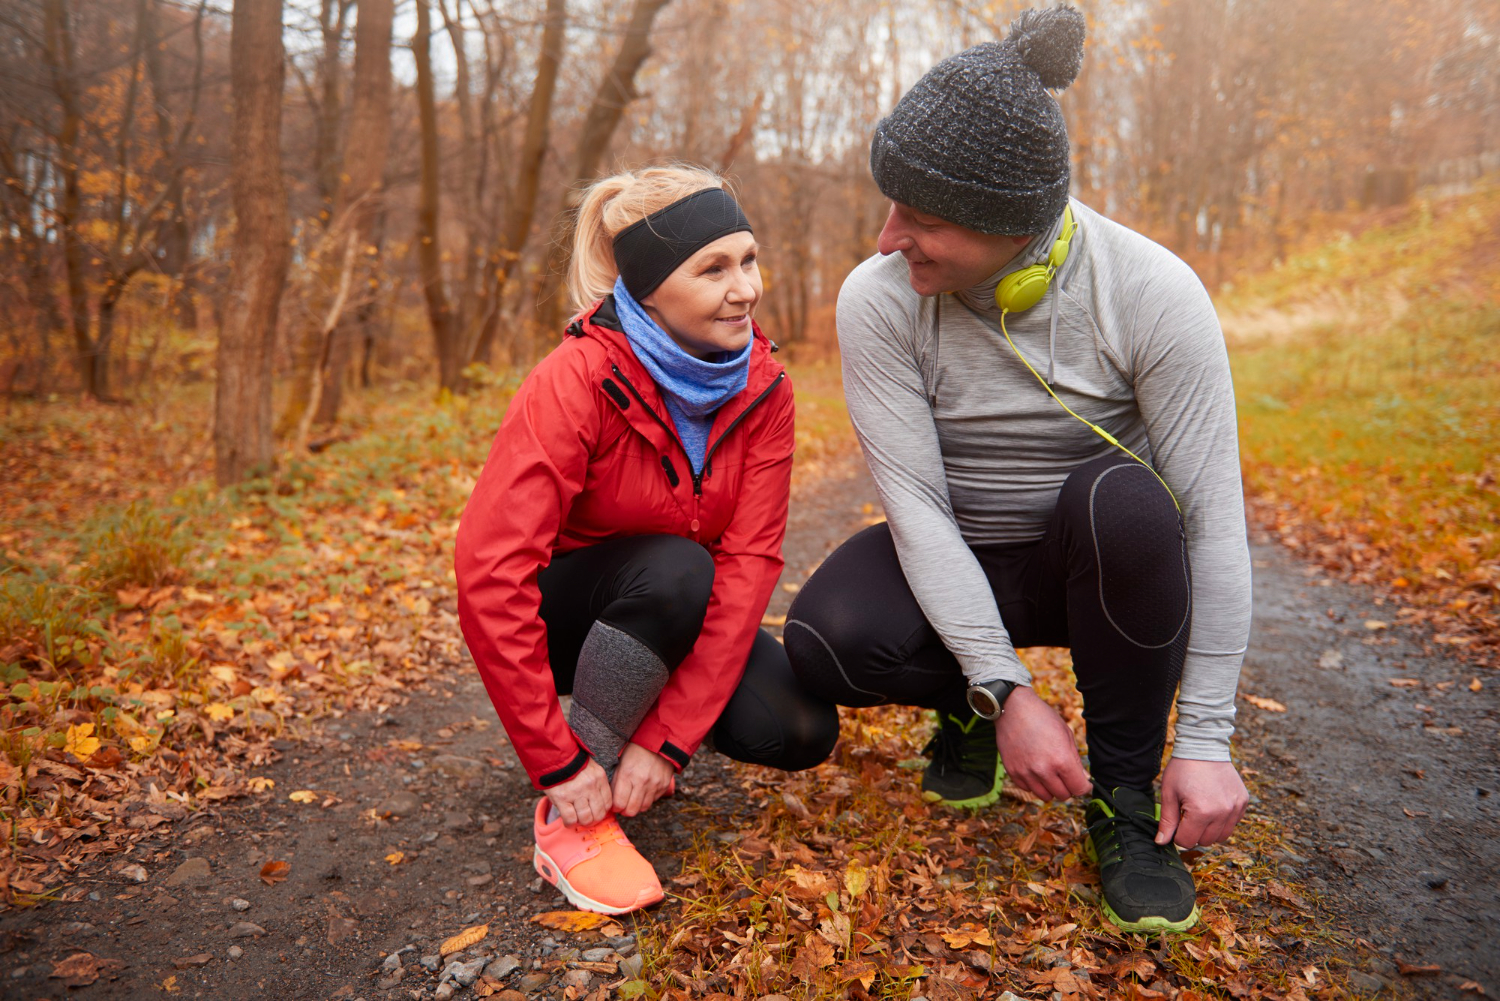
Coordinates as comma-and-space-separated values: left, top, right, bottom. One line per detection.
921, 713, 988, 775
1088, 782, 1168, 866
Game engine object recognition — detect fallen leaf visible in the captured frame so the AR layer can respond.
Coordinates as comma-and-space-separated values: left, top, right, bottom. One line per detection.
1397, 961, 1441, 976
49, 952, 124, 987
801, 934, 836, 969
441, 923, 490, 956
1471, 678, 1483, 692
1459, 981, 1486, 994
1389, 678, 1421, 688
163, 973, 180, 992
64, 723, 100, 762
204, 703, 235, 722
172, 954, 212, 969
1403, 807, 1431, 818
385, 852, 405, 865
289, 790, 317, 804
1265, 880, 1309, 911
1245, 695, 1287, 712
529, 911, 608, 933
1364, 619, 1389, 630
260, 860, 290, 885
248, 776, 275, 793
1110, 952, 1157, 980
844, 861, 869, 899
119, 863, 147, 883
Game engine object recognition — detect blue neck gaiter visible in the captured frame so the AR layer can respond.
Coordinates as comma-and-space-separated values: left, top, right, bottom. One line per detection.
611, 276, 752, 474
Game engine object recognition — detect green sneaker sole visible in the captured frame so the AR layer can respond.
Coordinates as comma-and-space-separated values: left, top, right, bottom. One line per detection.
920, 762, 1006, 809
1100, 898, 1201, 934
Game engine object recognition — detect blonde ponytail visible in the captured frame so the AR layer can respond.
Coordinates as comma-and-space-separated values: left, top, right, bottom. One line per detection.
568, 164, 729, 311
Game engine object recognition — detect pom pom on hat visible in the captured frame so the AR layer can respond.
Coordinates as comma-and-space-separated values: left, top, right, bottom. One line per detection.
1008, 5, 1086, 89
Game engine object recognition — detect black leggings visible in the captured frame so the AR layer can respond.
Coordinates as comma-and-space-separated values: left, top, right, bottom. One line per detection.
784, 456, 1190, 791
538, 534, 838, 772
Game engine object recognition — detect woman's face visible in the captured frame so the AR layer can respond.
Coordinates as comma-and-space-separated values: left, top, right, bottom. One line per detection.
641, 231, 762, 359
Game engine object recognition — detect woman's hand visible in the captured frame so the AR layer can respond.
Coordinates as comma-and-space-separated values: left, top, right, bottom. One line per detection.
613, 743, 676, 817
544, 759, 613, 827
994, 686, 1092, 801
1156, 758, 1248, 849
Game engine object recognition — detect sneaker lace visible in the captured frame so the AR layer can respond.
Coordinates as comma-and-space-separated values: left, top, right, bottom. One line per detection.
1088, 782, 1168, 866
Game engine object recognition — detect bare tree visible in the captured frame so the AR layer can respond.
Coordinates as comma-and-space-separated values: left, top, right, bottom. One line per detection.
215, 0, 292, 484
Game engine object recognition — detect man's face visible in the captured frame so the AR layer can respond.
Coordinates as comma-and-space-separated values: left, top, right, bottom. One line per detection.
876, 202, 1033, 296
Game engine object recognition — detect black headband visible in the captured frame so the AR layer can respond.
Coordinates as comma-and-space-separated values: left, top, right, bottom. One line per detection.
612, 187, 752, 300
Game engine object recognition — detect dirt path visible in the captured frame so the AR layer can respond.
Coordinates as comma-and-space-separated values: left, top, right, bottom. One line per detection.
2, 459, 1495, 999
1235, 528, 1500, 999
0, 458, 881, 1000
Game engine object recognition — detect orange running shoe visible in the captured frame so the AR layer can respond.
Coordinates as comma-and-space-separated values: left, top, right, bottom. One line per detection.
532, 797, 664, 915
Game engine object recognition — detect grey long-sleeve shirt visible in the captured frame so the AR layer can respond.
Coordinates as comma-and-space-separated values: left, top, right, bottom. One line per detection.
836, 198, 1252, 760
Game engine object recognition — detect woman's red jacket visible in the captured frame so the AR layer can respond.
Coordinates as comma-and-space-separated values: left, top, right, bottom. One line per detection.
454, 296, 794, 790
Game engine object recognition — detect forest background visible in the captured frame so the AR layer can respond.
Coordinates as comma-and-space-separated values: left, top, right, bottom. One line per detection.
1, 1, 1499, 995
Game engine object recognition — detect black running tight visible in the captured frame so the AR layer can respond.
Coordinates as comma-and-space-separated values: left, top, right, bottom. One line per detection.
784, 456, 1190, 792
538, 534, 838, 772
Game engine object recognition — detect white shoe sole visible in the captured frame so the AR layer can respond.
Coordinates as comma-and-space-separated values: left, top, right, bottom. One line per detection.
532, 845, 662, 916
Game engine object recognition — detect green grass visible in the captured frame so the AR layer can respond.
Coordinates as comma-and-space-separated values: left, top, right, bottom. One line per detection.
1226, 185, 1500, 595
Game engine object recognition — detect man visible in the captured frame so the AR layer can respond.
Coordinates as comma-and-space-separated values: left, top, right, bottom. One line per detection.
783, 5, 1253, 933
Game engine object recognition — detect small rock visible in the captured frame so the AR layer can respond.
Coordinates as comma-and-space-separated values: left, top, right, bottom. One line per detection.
463, 860, 492, 875
377, 791, 423, 818
377, 969, 404, 990
581, 948, 614, 963
618, 953, 644, 978
538, 936, 559, 950
1421, 871, 1449, 889
420, 954, 441, 972
8, 967, 27, 979
431, 755, 486, 781
467, 874, 493, 887
1348, 970, 1386, 993
119, 863, 148, 883
528, 877, 543, 893
229, 921, 267, 938
836, 810, 865, 827
443, 811, 473, 830
381, 952, 404, 973
419, 831, 440, 844
434, 983, 456, 1000
88, 891, 101, 901
484, 955, 521, 979
227, 946, 243, 960
60, 921, 96, 936
184, 826, 216, 845
517, 972, 552, 992
227, 897, 251, 912
441, 956, 488, 987
606, 934, 636, 952
167, 857, 213, 888
560, 969, 593, 990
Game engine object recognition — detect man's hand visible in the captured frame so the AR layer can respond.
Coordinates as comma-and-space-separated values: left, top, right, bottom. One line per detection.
544, 758, 612, 827
994, 686, 1091, 801
612, 743, 676, 817
1156, 758, 1248, 849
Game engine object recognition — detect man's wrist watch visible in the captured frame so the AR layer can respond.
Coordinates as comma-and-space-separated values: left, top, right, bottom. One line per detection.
966, 679, 1017, 720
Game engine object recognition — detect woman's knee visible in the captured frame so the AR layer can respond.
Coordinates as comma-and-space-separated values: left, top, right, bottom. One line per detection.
602, 535, 713, 665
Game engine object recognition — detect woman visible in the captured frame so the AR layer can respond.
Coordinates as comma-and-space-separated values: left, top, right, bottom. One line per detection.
455, 165, 838, 916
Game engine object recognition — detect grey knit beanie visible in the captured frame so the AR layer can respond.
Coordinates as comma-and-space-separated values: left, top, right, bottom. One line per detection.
869, 5, 1086, 235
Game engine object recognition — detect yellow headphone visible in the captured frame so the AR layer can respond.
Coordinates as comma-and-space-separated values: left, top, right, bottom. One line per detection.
992, 205, 1179, 510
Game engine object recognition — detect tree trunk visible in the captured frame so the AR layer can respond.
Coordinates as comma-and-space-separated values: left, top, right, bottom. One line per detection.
469, 0, 567, 366
531, 0, 673, 340
313, 0, 393, 424
43, 0, 101, 398
215, 0, 292, 485
413, 0, 464, 392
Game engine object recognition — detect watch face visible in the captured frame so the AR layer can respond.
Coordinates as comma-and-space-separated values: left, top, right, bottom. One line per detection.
967, 687, 1000, 719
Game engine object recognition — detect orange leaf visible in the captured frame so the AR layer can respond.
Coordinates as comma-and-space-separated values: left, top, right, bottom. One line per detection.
1397, 961, 1441, 976
529, 911, 609, 933
441, 923, 490, 956
1245, 694, 1287, 712
259, 860, 290, 885
1389, 678, 1421, 688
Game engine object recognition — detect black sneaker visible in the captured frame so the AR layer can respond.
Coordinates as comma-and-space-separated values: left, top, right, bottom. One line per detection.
1084, 784, 1200, 933
919, 711, 1005, 808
